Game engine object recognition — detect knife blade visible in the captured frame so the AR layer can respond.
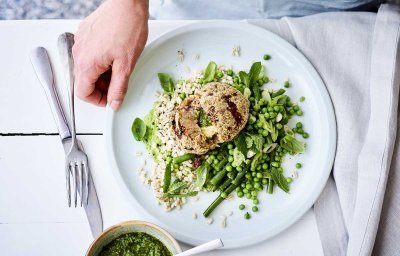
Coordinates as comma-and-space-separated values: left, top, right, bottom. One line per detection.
30, 47, 103, 238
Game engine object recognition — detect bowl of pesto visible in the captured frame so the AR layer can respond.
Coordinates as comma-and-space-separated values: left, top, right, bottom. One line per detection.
86, 220, 182, 256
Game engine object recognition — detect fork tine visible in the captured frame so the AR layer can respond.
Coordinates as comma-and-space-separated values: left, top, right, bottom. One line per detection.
77, 163, 83, 206
65, 164, 71, 207
83, 162, 89, 205
71, 163, 78, 208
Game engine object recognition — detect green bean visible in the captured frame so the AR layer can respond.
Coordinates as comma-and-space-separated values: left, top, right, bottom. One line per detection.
272, 89, 285, 98
173, 153, 194, 164
218, 178, 232, 191
215, 158, 228, 171
203, 175, 246, 217
267, 178, 274, 194
209, 169, 227, 186
162, 162, 172, 193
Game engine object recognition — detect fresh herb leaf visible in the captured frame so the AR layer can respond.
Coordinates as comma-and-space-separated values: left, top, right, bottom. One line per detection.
248, 62, 262, 88
239, 71, 249, 86
195, 162, 209, 188
203, 61, 217, 83
250, 134, 264, 153
245, 135, 253, 149
232, 148, 245, 167
158, 73, 174, 93
251, 153, 262, 172
258, 65, 265, 80
280, 135, 306, 154
234, 133, 248, 156
271, 168, 289, 193
264, 121, 278, 142
167, 180, 188, 194
253, 85, 261, 101
162, 162, 172, 193
263, 143, 278, 153
198, 109, 212, 127
131, 117, 147, 141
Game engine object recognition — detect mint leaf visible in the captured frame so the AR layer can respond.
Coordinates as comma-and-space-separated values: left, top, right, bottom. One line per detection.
234, 133, 248, 156
251, 152, 262, 172
280, 135, 306, 154
248, 62, 262, 88
131, 117, 147, 141
232, 148, 245, 167
195, 162, 209, 188
239, 71, 249, 86
271, 168, 289, 193
158, 73, 174, 93
204, 61, 217, 82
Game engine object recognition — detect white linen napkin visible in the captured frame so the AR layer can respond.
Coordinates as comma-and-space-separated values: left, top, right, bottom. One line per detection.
248, 4, 400, 256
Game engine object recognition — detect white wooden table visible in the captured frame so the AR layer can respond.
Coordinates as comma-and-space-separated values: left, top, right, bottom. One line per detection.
0, 20, 324, 256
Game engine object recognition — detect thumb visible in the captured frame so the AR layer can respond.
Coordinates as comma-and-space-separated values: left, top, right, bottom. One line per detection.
107, 59, 132, 110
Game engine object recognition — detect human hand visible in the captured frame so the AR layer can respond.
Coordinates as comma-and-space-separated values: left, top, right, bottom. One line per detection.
73, 0, 149, 110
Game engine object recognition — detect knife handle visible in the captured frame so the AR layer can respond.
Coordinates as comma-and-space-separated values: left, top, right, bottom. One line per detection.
30, 47, 71, 140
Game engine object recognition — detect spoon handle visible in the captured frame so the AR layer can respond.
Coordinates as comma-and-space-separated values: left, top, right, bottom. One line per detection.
175, 239, 224, 256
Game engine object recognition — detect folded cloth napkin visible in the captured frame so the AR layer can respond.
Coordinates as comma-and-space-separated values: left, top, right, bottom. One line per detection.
248, 4, 400, 256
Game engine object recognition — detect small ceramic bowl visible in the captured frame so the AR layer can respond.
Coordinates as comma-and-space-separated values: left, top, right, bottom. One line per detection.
86, 220, 182, 256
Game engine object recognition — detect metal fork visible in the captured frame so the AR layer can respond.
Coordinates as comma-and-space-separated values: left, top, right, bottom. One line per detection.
58, 33, 90, 207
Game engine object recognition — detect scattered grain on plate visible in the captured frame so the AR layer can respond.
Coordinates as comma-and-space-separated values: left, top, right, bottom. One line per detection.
135, 151, 143, 156
184, 65, 191, 73
226, 193, 235, 201
207, 217, 214, 225
192, 213, 198, 219
232, 45, 240, 57
220, 215, 227, 228
291, 171, 299, 179
194, 53, 200, 60
227, 211, 233, 216
192, 196, 200, 202
178, 49, 185, 62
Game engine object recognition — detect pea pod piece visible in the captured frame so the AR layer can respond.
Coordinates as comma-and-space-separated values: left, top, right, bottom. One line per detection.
163, 162, 172, 193
173, 153, 195, 164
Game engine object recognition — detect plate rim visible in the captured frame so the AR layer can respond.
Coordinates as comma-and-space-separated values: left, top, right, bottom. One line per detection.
105, 20, 337, 248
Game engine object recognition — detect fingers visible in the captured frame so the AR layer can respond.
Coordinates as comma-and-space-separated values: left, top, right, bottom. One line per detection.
73, 45, 110, 107
107, 58, 132, 110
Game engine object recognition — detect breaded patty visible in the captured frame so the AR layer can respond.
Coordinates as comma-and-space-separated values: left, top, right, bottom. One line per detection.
174, 82, 249, 154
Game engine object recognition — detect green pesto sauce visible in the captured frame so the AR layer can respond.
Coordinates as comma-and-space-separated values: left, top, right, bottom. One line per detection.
99, 232, 172, 256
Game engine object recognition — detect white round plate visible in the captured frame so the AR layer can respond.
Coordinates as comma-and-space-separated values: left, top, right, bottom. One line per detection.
105, 21, 336, 249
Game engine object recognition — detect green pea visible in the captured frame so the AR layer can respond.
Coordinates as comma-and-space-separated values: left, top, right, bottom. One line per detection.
229, 149, 234, 155
303, 133, 309, 139
237, 166, 243, 171
239, 204, 245, 210
245, 173, 252, 179
278, 167, 283, 172
284, 80, 290, 88
296, 122, 303, 128
251, 191, 258, 196
271, 162, 280, 167
254, 183, 261, 189
246, 184, 253, 190
252, 206, 259, 212
273, 106, 280, 112
300, 96, 305, 102
227, 70, 233, 76
174, 163, 179, 169
253, 199, 260, 205
296, 110, 303, 116
244, 212, 251, 219
213, 159, 219, 165
237, 191, 244, 198
246, 193, 252, 199
245, 159, 251, 165
293, 105, 300, 111
262, 178, 268, 185
289, 109, 295, 115
296, 163, 302, 169
226, 165, 233, 172
221, 192, 227, 198
256, 172, 263, 178
286, 177, 293, 183
263, 54, 271, 60
276, 123, 283, 129
263, 76, 270, 83
262, 130, 268, 137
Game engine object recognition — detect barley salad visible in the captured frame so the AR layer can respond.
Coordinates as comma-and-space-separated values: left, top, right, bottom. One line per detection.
131, 56, 309, 220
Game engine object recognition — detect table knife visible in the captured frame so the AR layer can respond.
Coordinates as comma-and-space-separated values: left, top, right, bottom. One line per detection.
30, 47, 103, 238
